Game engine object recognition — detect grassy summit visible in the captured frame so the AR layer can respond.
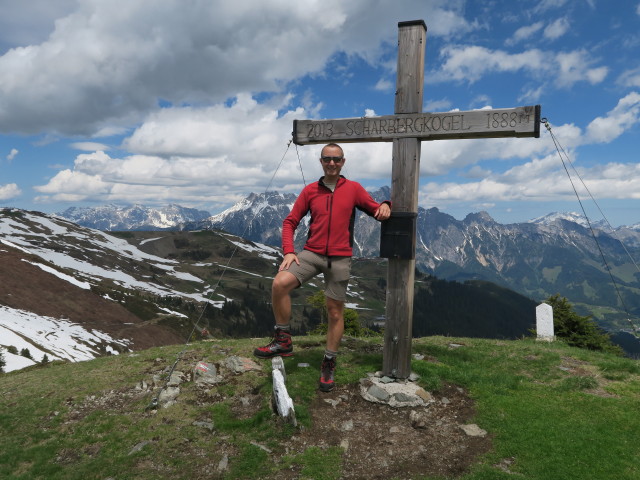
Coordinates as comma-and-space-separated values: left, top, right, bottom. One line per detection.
1, 335, 639, 479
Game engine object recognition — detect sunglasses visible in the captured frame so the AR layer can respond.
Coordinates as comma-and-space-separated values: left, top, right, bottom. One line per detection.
320, 156, 344, 164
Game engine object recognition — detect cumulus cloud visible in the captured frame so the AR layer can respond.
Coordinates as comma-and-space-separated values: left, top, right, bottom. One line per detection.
508, 22, 544, 45
4, 1, 638, 218
543, 17, 570, 40
506, 17, 568, 46
6, 148, 18, 161
33, 96, 323, 207
70, 142, 110, 152
416, 94, 640, 209
434, 45, 608, 88
420, 154, 640, 208
585, 92, 640, 143
618, 67, 640, 88
0, 183, 22, 200
0, 0, 471, 137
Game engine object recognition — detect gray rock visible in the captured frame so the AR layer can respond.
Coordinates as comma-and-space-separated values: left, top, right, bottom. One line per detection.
192, 421, 215, 432
167, 371, 184, 387
365, 382, 391, 402
225, 355, 261, 374
393, 392, 414, 403
193, 361, 220, 385
360, 377, 434, 408
217, 454, 229, 472
459, 424, 487, 437
341, 420, 354, 432
128, 441, 152, 455
409, 410, 428, 429
158, 386, 180, 408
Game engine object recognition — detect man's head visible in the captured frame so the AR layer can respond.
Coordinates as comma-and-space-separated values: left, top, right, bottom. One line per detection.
320, 143, 345, 179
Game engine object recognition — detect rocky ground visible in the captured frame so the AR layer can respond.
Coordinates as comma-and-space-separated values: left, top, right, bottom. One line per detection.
278, 382, 493, 479
58, 346, 494, 479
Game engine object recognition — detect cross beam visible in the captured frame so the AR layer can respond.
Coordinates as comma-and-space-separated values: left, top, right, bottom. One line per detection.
293, 106, 540, 144
292, 20, 540, 378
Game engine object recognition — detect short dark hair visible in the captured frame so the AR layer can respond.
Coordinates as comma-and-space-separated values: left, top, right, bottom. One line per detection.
321, 143, 344, 157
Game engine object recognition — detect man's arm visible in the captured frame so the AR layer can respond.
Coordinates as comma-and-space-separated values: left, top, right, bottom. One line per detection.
281, 188, 310, 255
355, 183, 391, 221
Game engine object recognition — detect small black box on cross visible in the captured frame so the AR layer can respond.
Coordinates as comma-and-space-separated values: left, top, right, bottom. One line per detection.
379, 212, 417, 260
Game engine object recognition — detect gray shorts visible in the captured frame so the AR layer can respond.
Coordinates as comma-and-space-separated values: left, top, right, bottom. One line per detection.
286, 250, 352, 302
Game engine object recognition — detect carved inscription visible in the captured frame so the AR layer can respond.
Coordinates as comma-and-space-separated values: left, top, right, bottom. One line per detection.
293, 105, 540, 145
344, 113, 470, 136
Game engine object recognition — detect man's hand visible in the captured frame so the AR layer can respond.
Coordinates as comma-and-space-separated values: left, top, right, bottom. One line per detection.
279, 253, 300, 271
374, 202, 391, 221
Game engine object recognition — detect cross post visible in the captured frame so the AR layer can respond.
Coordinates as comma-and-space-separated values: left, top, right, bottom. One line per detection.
292, 20, 540, 379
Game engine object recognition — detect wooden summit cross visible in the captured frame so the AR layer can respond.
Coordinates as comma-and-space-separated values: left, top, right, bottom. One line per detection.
292, 20, 540, 378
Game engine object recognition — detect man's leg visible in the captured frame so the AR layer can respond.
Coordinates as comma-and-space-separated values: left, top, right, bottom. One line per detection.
319, 296, 344, 392
325, 296, 345, 352
253, 271, 299, 358
271, 271, 300, 327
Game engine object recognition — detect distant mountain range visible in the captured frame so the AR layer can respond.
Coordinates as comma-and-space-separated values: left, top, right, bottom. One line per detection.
58, 204, 211, 231
1, 207, 553, 372
54, 196, 640, 332
186, 190, 640, 332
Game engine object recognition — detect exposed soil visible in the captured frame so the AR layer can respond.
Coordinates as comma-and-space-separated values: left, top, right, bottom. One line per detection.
0, 247, 183, 350
56, 352, 493, 479
276, 382, 493, 479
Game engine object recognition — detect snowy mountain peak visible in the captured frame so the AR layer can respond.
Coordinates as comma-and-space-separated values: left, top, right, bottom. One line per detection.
57, 204, 211, 231
529, 211, 588, 226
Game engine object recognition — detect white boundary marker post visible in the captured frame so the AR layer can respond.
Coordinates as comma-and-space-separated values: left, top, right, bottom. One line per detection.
271, 357, 296, 426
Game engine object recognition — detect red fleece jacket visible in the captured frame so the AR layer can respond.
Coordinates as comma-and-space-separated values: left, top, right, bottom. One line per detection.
282, 176, 389, 257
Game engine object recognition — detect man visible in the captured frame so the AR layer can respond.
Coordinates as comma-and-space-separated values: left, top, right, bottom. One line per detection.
254, 143, 391, 392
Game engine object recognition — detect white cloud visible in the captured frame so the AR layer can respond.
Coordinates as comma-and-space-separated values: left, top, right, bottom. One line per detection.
618, 67, 640, 88
434, 46, 608, 88
70, 142, 110, 152
32, 95, 321, 207
0, 0, 77, 50
0, 183, 22, 200
508, 22, 544, 45
6, 148, 18, 161
554, 50, 608, 87
420, 155, 640, 207
425, 98, 453, 111
374, 78, 394, 91
0, 0, 471, 137
416, 91, 640, 209
543, 17, 570, 40
532, 0, 571, 14
585, 92, 640, 143
435, 45, 545, 83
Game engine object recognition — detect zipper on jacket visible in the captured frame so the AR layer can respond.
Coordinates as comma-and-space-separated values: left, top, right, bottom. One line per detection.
325, 191, 334, 268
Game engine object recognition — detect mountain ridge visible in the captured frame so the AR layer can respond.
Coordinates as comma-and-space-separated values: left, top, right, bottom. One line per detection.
1, 207, 546, 372
54, 196, 640, 332
182, 191, 640, 331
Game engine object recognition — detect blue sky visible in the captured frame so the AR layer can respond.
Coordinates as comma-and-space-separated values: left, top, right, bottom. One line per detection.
0, 0, 639, 226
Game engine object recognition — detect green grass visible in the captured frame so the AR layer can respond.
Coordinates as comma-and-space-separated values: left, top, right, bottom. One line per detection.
1, 335, 639, 479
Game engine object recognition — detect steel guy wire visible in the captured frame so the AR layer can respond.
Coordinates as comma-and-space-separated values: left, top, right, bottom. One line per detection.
146, 138, 296, 410
542, 118, 639, 336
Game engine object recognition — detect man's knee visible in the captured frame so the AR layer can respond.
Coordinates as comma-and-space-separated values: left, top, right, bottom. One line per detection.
326, 297, 344, 322
272, 272, 299, 296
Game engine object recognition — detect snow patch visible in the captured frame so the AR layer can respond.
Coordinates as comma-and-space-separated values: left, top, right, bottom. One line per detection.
0, 306, 132, 373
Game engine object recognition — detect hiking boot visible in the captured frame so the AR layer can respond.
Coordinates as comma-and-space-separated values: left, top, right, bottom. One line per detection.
253, 328, 293, 358
319, 356, 336, 392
